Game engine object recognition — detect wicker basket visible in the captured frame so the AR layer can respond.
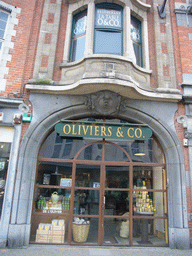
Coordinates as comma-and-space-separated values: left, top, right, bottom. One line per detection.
72, 223, 90, 242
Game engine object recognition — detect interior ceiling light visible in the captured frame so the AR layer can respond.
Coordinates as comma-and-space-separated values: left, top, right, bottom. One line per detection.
134, 153, 145, 156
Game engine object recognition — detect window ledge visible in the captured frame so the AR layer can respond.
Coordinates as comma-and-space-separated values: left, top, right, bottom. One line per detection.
59, 54, 152, 89
27, 55, 182, 102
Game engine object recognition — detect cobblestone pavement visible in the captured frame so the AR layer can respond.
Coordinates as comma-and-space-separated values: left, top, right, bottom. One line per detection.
0, 245, 191, 256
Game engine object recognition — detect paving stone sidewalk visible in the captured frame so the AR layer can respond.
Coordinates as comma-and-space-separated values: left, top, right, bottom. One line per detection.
0, 245, 192, 256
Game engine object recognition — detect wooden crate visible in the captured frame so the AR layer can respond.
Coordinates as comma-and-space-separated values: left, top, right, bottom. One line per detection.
51, 230, 65, 236
35, 234, 51, 243
50, 235, 64, 244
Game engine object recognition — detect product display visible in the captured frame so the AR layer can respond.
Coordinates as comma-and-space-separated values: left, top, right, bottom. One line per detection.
134, 181, 156, 213
37, 194, 70, 213
35, 219, 65, 243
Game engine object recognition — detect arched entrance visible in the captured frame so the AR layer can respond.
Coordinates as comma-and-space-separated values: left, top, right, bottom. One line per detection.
7, 99, 190, 249
31, 126, 168, 246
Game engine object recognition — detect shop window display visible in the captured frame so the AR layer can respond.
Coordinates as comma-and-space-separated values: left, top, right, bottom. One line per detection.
32, 120, 167, 246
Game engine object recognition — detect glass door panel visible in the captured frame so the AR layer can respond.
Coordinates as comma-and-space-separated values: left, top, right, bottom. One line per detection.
105, 166, 129, 188
75, 164, 100, 187
104, 217, 130, 245
72, 164, 101, 244
74, 189, 100, 215
105, 191, 129, 216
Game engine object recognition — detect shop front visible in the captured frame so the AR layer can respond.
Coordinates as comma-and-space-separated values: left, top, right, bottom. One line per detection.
7, 91, 190, 249
31, 120, 168, 246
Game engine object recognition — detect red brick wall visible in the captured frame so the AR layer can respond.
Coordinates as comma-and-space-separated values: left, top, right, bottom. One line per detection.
0, 0, 45, 99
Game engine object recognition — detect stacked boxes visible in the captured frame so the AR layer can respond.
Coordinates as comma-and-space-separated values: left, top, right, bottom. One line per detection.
35, 224, 52, 243
134, 182, 157, 213
51, 219, 65, 243
35, 220, 65, 243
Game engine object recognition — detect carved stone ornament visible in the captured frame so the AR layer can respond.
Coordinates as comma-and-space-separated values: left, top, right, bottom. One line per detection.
85, 91, 122, 115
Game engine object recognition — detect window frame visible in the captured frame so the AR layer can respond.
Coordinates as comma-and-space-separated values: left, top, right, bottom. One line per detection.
131, 15, 143, 67
63, 1, 150, 70
0, 7, 10, 58
94, 3, 123, 56
70, 9, 87, 62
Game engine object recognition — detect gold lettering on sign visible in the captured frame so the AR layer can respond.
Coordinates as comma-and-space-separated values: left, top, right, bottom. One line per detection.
135, 128, 142, 139
90, 125, 93, 136
127, 128, 134, 138
82, 125, 89, 135
108, 127, 112, 137
63, 124, 71, 135
101, 126, 107, 136
116, 127, 124, 137
72, 124, 77, 135
95, 126, 99, 136
78, 125, 81, 135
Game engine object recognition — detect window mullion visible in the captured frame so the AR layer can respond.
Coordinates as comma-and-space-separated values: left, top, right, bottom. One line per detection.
84, 2, 94, 56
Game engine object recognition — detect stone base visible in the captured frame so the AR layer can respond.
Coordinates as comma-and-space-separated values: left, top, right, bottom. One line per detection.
169, 227, 190, 249
7, 224, 31, 248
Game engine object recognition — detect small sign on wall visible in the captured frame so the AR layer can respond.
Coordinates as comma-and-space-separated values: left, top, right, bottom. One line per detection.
22, 113, 32, 122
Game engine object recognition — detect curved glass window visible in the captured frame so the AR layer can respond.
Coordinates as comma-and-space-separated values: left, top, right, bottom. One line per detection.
70, 10, 87, 62
131, 16, 142, 66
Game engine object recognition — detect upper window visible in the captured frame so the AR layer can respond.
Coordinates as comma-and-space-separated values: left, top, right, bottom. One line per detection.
131, 16, 142, 67
70, 10, 87, 62
66, 1, 149, 68
94, 3, 123, 55
0, 9, 9, 51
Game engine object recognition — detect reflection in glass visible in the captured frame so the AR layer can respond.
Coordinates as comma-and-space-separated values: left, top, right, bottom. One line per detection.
71, 11, 87, 62
105, 144, 130, 162
74, 189, 100, 215
77, 142, 103, 161
39, 130, 164, 163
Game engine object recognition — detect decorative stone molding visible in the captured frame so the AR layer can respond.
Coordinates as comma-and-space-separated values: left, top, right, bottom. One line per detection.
59, 55, 152, 88
66, 0, 151, 11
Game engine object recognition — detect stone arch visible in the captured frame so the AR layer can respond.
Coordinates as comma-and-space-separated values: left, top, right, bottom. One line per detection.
8, 100, 189, 248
